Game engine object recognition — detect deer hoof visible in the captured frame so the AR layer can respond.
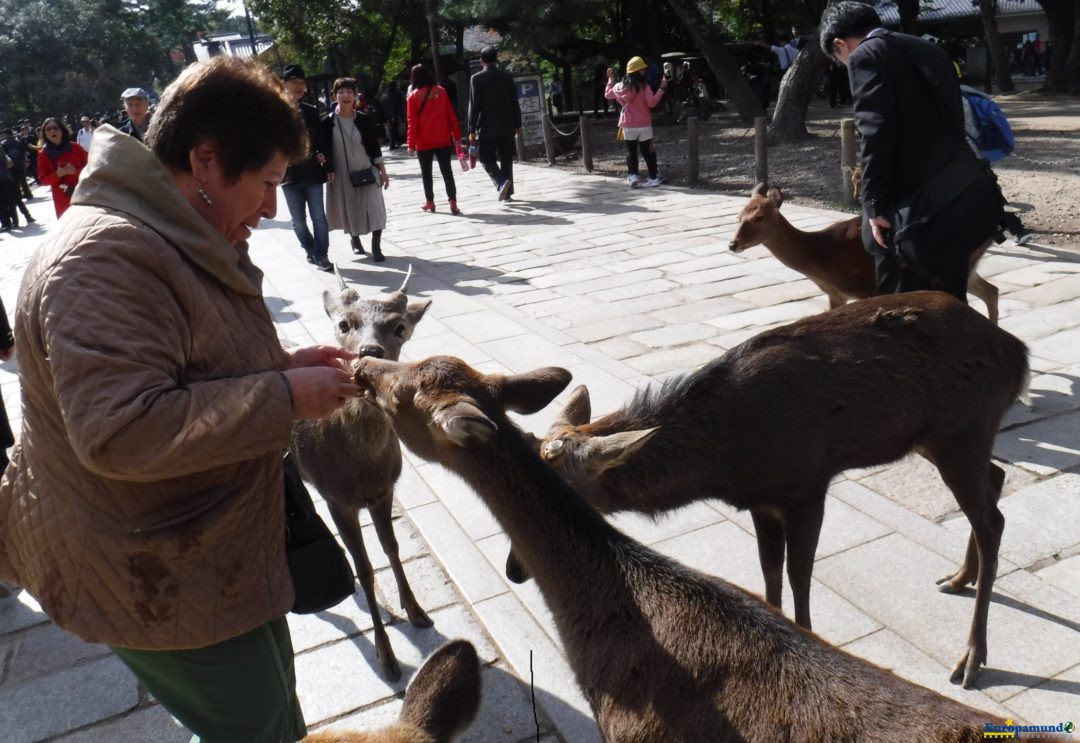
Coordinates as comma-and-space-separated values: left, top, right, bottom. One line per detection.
378, 649, 402, 682
935, 571, 975, 594
406, 605, 434, 628
949, 646, 985, 689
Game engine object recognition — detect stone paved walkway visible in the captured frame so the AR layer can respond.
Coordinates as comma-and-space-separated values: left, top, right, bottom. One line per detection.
2, 150, 1079, 741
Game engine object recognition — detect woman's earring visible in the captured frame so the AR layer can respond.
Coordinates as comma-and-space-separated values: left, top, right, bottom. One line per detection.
197, 185, 213, 206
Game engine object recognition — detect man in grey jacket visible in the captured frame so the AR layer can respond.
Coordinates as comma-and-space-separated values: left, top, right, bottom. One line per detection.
468, 46, 522, 201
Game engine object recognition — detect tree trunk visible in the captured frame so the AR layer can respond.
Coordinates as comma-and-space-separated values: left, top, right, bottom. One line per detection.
769, 41, 831, 142
898, 0, 919, 34
979, 0, 1015, 92
1061, 0, 1080, 92
1035, 0, 1075, 89
666, 0, 766, 123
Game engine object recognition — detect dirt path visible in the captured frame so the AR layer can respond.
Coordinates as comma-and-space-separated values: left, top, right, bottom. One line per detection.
544, 87, 1080, 249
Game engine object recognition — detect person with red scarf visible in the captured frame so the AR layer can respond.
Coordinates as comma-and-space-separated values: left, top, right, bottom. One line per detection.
37, 117, 88, 217
406, 64, 463, 215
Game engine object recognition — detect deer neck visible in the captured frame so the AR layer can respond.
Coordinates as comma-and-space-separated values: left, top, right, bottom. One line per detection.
440, 422, 631, 617
762, 212, 831, 275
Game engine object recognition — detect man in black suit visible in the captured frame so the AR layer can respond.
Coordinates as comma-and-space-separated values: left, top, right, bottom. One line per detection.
468, 46, 522, 201
820, 2, 1001, 300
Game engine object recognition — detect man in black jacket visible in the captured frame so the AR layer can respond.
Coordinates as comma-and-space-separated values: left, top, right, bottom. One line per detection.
821, 2, 1001, 300
468, 46, 522, 201
280, 64, 334, 271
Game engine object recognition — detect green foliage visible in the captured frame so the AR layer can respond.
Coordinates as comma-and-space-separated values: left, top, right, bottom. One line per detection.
0, 0, 227, 125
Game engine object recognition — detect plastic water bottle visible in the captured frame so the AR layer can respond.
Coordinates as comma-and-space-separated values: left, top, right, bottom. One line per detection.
468, 143, 478, 170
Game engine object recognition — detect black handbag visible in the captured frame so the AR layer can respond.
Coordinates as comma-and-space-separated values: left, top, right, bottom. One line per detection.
283, 452, 355, 614
348, 168, 377, 187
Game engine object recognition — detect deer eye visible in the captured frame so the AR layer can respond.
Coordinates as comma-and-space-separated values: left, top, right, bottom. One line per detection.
338, 321, 349, 333
753, 215, 765, 223
394, 324, 406, 338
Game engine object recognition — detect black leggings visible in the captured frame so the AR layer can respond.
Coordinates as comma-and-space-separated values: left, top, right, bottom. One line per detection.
417, 147, 456, 201
626, 139, 658, 178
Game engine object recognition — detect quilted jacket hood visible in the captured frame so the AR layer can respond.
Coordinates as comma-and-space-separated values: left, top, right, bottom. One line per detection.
72, 125, 265, 297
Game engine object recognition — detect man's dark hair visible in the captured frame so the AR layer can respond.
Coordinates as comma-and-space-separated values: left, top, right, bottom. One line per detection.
146, 57, 305, 184
480, 46, 498, 64
410, 64, 434, 89
820, 1, 882, 57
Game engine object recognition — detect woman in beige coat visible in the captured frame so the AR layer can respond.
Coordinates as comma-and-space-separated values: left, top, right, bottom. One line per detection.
0, 58, 359, 742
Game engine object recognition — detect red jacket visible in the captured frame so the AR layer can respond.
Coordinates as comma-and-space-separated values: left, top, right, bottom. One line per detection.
38, 143, 88, 217
406, 85, 461, 152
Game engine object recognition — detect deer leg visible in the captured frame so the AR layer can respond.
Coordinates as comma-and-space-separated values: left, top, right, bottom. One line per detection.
783, 498, 826, 631
966, 271, 999, 325
934, 448, 1004, 689
750, 509, 786, 609
825, 291, 846, 310
327, 501, 402, 682
936, 463, 1004, 593
370, 495, 433, 629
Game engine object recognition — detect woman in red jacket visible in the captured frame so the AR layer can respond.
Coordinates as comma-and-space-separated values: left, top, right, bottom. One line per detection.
406, 65, 463, 215
37, 117, 88, 218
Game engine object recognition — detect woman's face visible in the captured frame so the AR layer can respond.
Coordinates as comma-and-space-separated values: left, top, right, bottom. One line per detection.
201, 149, 289, 244
43, 122, 64, 145
335, 86, 357, 110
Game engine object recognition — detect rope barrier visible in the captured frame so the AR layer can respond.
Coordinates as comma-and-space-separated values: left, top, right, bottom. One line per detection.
1012, 151, 1080, 167
549, 122, 581, 137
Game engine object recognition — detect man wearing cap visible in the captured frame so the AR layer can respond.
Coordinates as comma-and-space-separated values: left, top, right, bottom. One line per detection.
280, 64, 335, 271
76, 117, 94, 152
118, 87, 151, 142
468, 46, 522, 201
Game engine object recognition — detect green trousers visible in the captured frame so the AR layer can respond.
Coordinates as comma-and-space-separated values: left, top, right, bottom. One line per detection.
111, 617, 307, 743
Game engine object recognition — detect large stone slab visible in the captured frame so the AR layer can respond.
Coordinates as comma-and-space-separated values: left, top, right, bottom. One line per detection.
54, 704, 189, 743
408, 502, 509, 605
0, 622, 110, 688
1035, 553, 1080, 599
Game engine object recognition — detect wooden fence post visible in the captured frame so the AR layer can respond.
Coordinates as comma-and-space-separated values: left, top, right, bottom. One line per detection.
687, 116, 700, 185
515, 130, 526, 161
580, 115, 593, 172
754, 116, 767, 185
542, 114, 556, 165
840, 118, 858, 204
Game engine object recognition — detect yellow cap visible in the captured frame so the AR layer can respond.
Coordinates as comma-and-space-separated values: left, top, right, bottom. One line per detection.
626, 56, 647, 74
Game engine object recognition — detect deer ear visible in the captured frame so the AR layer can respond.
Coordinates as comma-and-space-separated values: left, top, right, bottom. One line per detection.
400, 640, 482, 741
405, 299, 432, 328
767, 186, 783, 207
751, 181, 768, 197
387, 290, 409, 314
581, 427, 660, 472
322, 290, 338, 318
433, 401, 497, 444
500, 367, 572, 414
553, 385, 591, 428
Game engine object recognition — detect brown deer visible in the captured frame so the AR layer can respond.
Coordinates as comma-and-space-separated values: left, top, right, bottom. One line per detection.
509, 291, 1027, 689
303, 639, 481, 743
291, 268, 432, 681
728, 183, 1000, 323
352, 347, 1012, 741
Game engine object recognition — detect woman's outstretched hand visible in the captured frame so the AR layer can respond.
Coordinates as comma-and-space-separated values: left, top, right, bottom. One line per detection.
283, 366, 359, 420
284, 345, 356, 372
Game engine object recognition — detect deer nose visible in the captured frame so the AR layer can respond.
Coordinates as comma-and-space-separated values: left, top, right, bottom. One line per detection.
728, 240, 740, 252
358, 346, 385, 359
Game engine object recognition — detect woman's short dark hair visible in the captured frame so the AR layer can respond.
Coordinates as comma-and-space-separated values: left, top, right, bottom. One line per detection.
146, 57, 304, 184
410, 65, 434, 89
332, 77, 358, 95
820, 1, 882, 57
39, 117, 72, 145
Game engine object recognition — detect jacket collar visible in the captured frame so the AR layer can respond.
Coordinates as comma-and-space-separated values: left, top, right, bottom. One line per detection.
70, 125, 265, 297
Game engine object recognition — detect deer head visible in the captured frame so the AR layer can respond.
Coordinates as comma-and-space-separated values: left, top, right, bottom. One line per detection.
354, 355, 571, 461
728, 182, 785, 253
324, 267, 430, 361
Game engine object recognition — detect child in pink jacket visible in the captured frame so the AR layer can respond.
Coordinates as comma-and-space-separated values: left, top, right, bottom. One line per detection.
606, 56, 668, 188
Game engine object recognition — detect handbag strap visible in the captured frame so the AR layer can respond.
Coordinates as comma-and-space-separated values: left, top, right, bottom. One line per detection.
337, 117, 353, 173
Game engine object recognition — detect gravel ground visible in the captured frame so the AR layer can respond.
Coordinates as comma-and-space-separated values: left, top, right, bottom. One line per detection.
541, 88, 1080, 250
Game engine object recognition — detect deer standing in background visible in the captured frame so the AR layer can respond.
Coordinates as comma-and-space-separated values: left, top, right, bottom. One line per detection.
303, 639, 481, 742
291, 269, 431, 681
728, 183, 1000, 323
509, 291, 1027, 689
353, 348, 1010, 741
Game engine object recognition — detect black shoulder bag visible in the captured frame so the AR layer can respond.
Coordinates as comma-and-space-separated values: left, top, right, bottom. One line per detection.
338, 118, 378, 188
283, 451, 355, 614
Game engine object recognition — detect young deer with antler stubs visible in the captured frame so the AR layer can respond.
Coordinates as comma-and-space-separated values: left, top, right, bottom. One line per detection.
729, 183, 1000, 323
291, 268, 432, 681
353, 346, 1010, 741
303, 639, 481, 743
509, 291, 1028, 689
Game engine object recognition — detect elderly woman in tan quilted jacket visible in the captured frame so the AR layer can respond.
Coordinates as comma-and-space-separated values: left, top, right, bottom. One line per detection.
0, 58, 361, 742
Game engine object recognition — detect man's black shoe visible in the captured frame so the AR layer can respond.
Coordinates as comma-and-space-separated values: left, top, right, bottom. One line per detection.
315, 259, 335, 273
